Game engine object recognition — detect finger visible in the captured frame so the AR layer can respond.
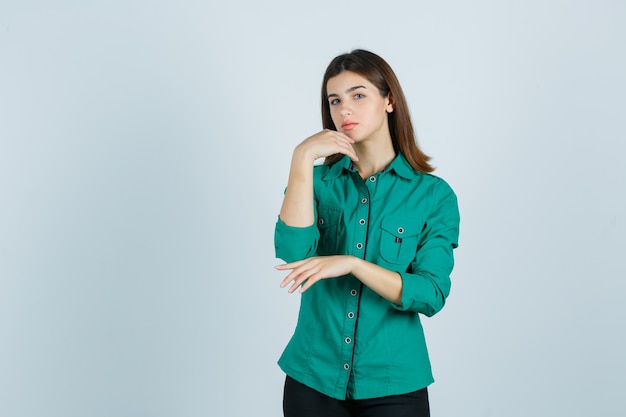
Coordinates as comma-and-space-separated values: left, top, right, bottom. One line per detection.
333, 131, 355, 143
299, 275, 316, 293
296, 263, 328, 292
300, 268, 327, 293
277, 258, 321, 290
323, 129, 354, 142
340, 147, 359, 162
281, 267, 306, 288
290, 275, 313, 294
288, 266, 320, 293
280, 275, 293, 288
275, 259, 306, 270
332, 141, 358, 161
335, 135, 355, 147
286, 271, 304, 293
336, 139, 358, 157
280, 262, 313, 289
286, 268, 312, 292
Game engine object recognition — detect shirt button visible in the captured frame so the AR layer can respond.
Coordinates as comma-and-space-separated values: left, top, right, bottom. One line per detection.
356, 243, 363, 249
397, 227, 404, 234
361, 197, 368, 204
345, 337, 352, 344
347, 312, 355, 319
319, 218, 325, 225
344, 363, 350, 370
369, 176, 376, 182
359, 219, 366, 225
350, 289, 357, 296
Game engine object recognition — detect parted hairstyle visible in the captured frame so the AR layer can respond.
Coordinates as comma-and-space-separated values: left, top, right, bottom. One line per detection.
321, 49, 434, 173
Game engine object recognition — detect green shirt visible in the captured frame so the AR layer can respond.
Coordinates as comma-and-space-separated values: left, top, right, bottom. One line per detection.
274, 153, 460, 400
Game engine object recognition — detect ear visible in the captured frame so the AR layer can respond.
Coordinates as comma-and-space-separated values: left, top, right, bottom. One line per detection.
386, 93, 394, 113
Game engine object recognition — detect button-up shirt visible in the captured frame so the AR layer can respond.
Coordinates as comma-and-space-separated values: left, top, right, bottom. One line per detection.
274, 153, 460, 400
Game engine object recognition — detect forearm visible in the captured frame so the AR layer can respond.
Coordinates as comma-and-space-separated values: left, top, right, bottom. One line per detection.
279, 149, 316, 227
350, 257, 403, 305
279, 130, 358, 227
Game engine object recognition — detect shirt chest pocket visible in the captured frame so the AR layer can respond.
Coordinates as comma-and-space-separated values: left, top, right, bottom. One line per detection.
316, 206, 343, 255
379, 216, 424, 264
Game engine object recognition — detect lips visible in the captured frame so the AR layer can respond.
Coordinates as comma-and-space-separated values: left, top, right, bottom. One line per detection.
342, 121, 358, 131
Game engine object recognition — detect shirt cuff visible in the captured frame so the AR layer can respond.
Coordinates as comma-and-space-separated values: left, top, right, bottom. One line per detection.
274, 216, 320, 262
394, 271, 446, 317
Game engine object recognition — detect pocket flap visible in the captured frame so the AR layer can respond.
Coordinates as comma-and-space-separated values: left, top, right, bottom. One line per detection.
380, 216, 423, 238
317, 206, 342, 229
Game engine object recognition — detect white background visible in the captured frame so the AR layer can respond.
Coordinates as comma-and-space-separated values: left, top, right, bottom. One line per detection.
1, 1, 625, 416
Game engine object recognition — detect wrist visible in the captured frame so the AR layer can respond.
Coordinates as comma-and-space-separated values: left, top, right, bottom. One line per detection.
348, 256, 362, 274
293, 143, 318, 163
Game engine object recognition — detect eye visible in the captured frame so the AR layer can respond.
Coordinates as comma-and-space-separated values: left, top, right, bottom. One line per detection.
354, 93, 365, 99
330, 98, 340, 105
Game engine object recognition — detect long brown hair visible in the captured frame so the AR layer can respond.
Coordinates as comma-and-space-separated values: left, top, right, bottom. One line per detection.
321, 49, 434, 173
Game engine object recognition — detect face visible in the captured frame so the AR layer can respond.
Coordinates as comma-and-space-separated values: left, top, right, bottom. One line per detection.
326, 71, 393, 143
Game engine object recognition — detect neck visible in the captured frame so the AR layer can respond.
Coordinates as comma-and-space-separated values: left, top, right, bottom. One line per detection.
352, 139, 396, 179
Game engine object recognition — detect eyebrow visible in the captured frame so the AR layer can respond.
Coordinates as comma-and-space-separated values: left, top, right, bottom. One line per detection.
327, 85, 367, 99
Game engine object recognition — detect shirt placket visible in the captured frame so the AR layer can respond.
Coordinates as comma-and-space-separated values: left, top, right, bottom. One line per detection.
338, 172, 379, 395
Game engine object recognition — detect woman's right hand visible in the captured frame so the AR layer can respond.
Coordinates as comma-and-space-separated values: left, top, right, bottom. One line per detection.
279, 130, 355, 226
294, 129, 359, 163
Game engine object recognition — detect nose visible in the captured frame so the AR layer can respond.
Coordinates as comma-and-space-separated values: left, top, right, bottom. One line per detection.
340, 102, 352, 116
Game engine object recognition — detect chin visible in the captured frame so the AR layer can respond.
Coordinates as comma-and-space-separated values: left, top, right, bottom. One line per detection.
351, 134, 369, 143
345, 130, 362, 139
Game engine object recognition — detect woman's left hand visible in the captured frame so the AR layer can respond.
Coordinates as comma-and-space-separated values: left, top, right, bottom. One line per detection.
276, 256, 356, 293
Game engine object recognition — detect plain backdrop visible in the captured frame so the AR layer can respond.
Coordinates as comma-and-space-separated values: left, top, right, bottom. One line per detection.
1, 1, 625, 416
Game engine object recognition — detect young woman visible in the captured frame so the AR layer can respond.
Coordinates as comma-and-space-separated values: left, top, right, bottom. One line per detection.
274, 49, 460, 417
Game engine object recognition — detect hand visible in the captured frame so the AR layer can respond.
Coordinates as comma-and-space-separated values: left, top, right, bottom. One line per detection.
295, 130, 359, 162
276, 256, 356, 293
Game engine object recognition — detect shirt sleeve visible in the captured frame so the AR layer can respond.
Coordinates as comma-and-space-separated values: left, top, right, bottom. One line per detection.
393, 183, 460, 316
274, 216, 320, 263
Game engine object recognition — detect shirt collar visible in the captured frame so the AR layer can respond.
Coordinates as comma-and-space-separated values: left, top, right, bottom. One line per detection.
323, 153, 418, 181
386, 153, 418, 180
323, 155, 353, 180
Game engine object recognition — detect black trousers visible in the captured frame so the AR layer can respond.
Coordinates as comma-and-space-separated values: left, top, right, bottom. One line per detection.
283, 376, 430, 417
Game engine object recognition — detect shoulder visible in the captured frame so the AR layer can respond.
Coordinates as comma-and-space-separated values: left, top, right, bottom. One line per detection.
407, 171, 457, 199
392, 154, 455, 196
401, 172, 459, 221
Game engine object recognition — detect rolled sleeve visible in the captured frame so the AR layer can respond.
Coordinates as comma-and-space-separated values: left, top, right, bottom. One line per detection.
274, 216, 320, 263
393, 187, 460, 316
